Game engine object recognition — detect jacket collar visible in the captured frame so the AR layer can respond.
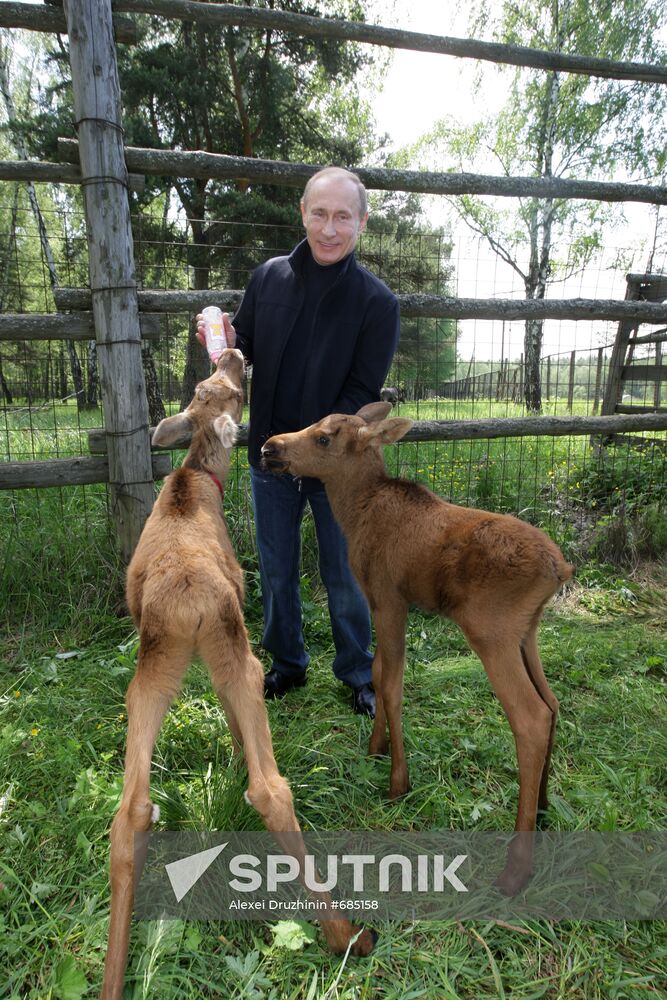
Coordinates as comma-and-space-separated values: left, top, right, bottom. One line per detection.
288, 238, 357, 279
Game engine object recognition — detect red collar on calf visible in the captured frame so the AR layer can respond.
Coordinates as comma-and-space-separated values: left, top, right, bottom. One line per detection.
207, 472, 224, 499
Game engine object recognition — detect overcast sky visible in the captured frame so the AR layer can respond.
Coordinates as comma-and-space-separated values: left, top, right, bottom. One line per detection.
368, 1, 505, 152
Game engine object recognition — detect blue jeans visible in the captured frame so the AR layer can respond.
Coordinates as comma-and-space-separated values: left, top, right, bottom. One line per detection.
250, 467, 373, 688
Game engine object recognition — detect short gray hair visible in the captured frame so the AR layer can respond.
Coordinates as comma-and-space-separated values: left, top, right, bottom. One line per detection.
302, 167, 368, 218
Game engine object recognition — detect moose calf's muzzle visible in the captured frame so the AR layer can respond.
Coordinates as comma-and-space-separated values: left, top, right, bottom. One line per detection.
260, 440, 290, 474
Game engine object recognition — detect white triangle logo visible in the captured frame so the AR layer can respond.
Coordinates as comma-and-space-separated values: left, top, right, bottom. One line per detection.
165, 843, 227, 902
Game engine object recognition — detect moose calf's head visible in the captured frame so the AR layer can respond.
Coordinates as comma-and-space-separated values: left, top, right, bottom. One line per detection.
151, 348, 244, 458
261, 402, 413, 482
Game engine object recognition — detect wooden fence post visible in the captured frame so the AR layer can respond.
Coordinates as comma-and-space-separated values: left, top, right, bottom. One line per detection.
64, 0, 155, 563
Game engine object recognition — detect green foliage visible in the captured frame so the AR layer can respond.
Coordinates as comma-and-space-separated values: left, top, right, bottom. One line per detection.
10, 2, 391, 403
568, 445, 667, 566
434, 0, 667, 272
362, 214, 457, 392
570, 445, 667, 518
116, 2, 379, 216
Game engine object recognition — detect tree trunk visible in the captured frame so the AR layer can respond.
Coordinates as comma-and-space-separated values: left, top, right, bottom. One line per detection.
522, 53, 560, 414
67, 342, 85, 406
523, 317, 543, 412
58, 343, 68, 399
86, 339, 98, 407
142, 345, 166, 423
43, 351, 51, 399
0, 353, 12, 404
0, 183, 19, 313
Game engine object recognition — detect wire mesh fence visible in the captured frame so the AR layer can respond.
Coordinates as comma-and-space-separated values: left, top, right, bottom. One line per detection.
1, 202, 666, 575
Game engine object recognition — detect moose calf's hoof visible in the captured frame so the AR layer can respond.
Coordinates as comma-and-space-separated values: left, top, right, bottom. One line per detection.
495, 863, 532, 897
388, 774, 411, 800
351, 926, 378, 956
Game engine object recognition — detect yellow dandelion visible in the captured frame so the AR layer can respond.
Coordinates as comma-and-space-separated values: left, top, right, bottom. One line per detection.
31, 727, 39, 737
14, 690, 21, 698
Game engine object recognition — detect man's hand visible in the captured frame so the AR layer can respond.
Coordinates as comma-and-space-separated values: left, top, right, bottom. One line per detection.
195, 311, 237, 355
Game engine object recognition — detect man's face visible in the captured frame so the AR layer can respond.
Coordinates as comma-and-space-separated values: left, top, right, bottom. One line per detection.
300, 177, 368, 265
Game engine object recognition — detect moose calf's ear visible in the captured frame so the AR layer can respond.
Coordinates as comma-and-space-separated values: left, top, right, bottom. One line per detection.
356, 402, 393, 424
151, 412, 193, 448
360, 417, 413, 446
213, 413, 239, 449
379, 417, 413, 444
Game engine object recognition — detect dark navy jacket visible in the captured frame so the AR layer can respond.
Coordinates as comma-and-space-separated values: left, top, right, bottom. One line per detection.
233, 239, 401, 468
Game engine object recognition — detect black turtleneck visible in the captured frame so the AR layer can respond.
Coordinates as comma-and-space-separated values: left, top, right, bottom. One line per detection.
271, 249, 347, 437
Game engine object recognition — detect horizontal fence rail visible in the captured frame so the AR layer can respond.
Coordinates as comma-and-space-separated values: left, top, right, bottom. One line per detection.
111, 0, 667, 84
0, 160, 146, 192
54, 288, 242, 314
4, 0, 666, 83
50, 288, 667, 324
0, 313, 164, 341
5, 414, 665, 492
56, 140, 667, 206
86, 413, 667, 456
0, 160, 82, 184
0, 1, 137, 42
0, 454, 171, 490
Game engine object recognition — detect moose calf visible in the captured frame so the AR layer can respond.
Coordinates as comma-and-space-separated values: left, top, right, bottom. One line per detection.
102, 351, 373, 1000
261, 402, 573, 894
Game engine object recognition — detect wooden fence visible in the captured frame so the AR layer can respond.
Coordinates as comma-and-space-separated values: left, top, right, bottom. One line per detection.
2, 0, 667, 559
436, 345, 665, 414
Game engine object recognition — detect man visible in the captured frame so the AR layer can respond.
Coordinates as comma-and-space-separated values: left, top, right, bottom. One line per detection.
197, 167, 400, 717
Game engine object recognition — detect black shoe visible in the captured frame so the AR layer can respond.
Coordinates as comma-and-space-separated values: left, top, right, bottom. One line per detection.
352, 682, 376, 718
264, 668, 307, 700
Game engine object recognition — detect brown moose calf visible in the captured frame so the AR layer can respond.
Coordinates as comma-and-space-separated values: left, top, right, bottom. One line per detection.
102, 351, 373, 1000
261, 402, 573, 895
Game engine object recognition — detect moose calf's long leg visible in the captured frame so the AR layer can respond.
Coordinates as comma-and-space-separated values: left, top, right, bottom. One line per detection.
467, 635, 553, 895
373, 602, 410, 799
214, 687, 245, 757
368, 648, 388, 756
205, 642, 375, 957
521, 625, 559, 811
102, 644, 189, 1000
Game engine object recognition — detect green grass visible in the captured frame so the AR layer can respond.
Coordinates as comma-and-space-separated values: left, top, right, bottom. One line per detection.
1, 539, 666, 997
1, 400, 105, 463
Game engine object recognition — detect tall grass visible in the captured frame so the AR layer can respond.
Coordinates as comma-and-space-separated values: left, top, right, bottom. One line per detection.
1, 566, 666, 997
